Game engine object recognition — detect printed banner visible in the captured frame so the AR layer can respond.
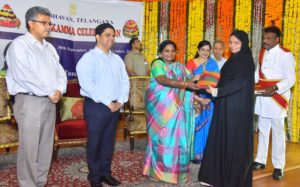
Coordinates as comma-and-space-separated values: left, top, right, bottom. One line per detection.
0, 0, 144, 79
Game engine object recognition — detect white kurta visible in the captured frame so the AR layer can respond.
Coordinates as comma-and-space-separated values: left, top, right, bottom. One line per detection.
254, 44, 296, 118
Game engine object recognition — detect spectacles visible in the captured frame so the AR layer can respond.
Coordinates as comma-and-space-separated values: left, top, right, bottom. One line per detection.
30, 20, 53, 26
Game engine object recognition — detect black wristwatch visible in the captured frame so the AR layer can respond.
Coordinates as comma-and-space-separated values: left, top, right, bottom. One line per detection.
273, 85, 279, 91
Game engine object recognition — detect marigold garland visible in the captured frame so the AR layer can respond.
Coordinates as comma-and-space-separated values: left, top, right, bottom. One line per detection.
216, 0, 235, 58
283, 0, 300, 142
234, 0, 252, 40
142, 2, 159, 63
169, 0, 187, 64
137, 0, 300, 142
264, 0, 284, 29
186, 0, 205, 60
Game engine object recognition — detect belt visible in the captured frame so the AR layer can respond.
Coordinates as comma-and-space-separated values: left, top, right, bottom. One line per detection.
18, 93, 48, 98
84, 97, 117, 103
84, 97, 95, 103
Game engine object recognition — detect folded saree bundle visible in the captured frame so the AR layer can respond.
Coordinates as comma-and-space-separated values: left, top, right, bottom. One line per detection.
254, 78, 280, 94
196, 70, 220, 89
254, 78, 288, 110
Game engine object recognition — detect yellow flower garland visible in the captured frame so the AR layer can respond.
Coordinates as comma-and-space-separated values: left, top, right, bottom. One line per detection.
283, 0, 300, 142
142, 2, 159, 64
186, 0, 205, 60
234, 0, 252, 36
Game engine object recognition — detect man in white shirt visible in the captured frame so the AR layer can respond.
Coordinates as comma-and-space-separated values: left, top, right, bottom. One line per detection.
76, 23, 129, 187
253, 26, 295, 180
6, 6, 67, 187
211, 40, 227, 70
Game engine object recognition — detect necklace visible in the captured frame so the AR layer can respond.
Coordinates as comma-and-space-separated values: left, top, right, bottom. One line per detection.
194, 58, 208, 72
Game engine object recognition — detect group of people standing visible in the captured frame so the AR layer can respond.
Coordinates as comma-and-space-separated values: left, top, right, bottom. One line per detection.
4, 5, 295, 187
5, 6, 128, 187
143, 27, 295, 187
142, 30, 255, 187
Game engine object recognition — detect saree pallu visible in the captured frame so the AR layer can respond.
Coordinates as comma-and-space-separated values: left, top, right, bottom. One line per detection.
143, 61, 194, 184
192, 58, 219, 161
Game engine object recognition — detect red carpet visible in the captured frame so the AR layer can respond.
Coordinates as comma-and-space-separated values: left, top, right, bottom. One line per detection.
0, 150, 148, 187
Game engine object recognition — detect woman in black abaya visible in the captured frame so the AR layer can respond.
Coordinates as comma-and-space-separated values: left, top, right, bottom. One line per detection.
198, 30, 255, 187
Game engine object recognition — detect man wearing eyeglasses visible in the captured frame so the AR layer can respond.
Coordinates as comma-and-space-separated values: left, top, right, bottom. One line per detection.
5, 6, 67, 187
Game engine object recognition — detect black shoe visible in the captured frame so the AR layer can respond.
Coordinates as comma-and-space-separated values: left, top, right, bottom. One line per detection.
89, 181, 103, 187
273, 168, 284, 180
252, 162, 265, 170
100, 176, 121, 186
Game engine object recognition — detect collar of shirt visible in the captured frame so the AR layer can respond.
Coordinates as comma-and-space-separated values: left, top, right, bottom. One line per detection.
211, 54, 225, 62
131, 50, 142, 54
95, 46, 112, 56
25, 32, 49, 47
267, 44, 280, 55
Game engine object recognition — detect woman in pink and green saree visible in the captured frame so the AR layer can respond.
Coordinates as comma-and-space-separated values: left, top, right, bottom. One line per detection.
143, 40, 199, 184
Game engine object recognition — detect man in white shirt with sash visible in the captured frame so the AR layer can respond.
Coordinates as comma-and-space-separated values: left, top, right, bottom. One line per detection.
6, 6, 67, 187
253, 26, 295, 180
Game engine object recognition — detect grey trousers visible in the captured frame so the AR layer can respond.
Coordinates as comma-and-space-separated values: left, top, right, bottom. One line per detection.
14, 94, 55, 187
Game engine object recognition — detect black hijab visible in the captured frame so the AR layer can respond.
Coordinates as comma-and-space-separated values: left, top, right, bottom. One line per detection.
219, 30, 255, 86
